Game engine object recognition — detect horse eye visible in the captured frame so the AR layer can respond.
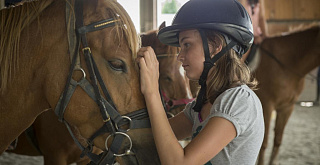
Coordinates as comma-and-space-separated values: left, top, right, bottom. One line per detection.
108, 59, 126, 72
160, 75, 172, 82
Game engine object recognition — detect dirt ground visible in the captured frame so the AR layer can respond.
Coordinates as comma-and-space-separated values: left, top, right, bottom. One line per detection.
0, 69, 319, 165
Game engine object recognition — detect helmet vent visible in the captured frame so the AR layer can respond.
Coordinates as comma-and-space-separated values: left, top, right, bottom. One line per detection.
234, 0, 245, 18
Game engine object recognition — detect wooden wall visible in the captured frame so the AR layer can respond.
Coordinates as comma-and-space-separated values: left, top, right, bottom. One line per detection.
140, 0, 320, 35
263, 0, 320, 35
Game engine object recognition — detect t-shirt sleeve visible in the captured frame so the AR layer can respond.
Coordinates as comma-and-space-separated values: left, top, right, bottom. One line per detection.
208, 87, 259, 137
183, 101, 196, 123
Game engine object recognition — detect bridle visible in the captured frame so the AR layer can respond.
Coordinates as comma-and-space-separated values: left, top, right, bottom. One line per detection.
157, 54, 195, 117
54, 0, 151, 164
161, 91, 194, 117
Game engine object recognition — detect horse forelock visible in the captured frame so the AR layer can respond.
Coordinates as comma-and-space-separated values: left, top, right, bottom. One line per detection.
0, 0, 53, 94
105, 0, 140, 61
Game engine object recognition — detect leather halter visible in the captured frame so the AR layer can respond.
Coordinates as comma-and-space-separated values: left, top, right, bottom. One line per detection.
54, 0, 150, 164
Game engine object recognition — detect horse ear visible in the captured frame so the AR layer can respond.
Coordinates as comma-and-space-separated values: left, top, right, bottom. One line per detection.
159, 21, 166, 30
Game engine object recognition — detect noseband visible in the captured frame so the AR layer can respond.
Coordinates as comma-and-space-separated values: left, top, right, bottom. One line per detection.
161, 91, 194, 114
54, 0, 150, 164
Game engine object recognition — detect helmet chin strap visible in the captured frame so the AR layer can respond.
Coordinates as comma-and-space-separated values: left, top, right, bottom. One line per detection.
193, 29, 237, 112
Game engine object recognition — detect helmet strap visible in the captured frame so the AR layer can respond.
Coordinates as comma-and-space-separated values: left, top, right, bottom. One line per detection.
193, 29, 237, 112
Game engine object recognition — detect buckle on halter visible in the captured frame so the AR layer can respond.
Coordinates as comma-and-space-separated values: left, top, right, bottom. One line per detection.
82, 47, 91, 54
103, 117, 111, 122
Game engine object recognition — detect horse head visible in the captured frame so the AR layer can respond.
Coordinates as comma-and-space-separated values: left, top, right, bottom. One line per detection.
0, 0, 159, 164
141, 22, 194, 117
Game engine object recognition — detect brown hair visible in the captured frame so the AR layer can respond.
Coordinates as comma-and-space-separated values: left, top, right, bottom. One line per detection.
204, 30, 258, 104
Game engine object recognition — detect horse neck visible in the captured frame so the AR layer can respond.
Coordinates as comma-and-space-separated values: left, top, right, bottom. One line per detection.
5, 0, 64, 103
264, 27, 320, 77
299, 27, 320, 73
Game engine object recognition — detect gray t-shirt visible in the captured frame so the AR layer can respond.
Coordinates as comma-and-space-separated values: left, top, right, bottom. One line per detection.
183, 85, 264, 165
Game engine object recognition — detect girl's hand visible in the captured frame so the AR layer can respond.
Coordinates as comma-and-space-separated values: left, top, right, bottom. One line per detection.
136, 46, 159, 96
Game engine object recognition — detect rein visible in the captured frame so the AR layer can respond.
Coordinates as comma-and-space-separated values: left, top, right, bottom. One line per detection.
54, 0, 151, 164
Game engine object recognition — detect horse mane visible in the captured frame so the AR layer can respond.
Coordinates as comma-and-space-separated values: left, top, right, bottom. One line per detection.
105, 0, 140, 59
0, 0, 53, 93
0, 0, 140, 93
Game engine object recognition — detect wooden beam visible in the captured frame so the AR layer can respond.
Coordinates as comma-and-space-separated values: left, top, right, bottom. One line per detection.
140, 0, 157, 32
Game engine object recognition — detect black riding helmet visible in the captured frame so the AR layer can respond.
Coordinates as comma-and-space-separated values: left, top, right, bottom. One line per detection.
157, 0, 254, 112
158, 0, 253, 55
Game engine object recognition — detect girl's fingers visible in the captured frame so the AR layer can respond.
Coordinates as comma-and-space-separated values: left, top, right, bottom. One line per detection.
138, 56, 147, 70
148, 47, 158, 63
137, 47, 157, 67
136, 47, 159, 96
148, 47, 158, 64
142, 49, 152, 67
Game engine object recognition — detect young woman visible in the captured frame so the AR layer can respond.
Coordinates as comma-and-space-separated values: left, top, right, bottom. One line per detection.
136, 0, 264, 164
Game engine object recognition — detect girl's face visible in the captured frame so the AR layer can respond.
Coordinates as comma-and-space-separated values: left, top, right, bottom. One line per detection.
177, 29, 205, 80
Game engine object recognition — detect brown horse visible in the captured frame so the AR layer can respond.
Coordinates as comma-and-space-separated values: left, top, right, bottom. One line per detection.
4, 22, 195, 165
141, 22, 194, 116
254, 24, 320, 165
0, 0, 159, 164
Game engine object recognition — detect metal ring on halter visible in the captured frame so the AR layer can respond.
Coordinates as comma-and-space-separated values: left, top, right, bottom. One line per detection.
166, 112, 175, 118
73, 68, 86, 81
105, 132, 133, 157
115, 116, 132, 132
